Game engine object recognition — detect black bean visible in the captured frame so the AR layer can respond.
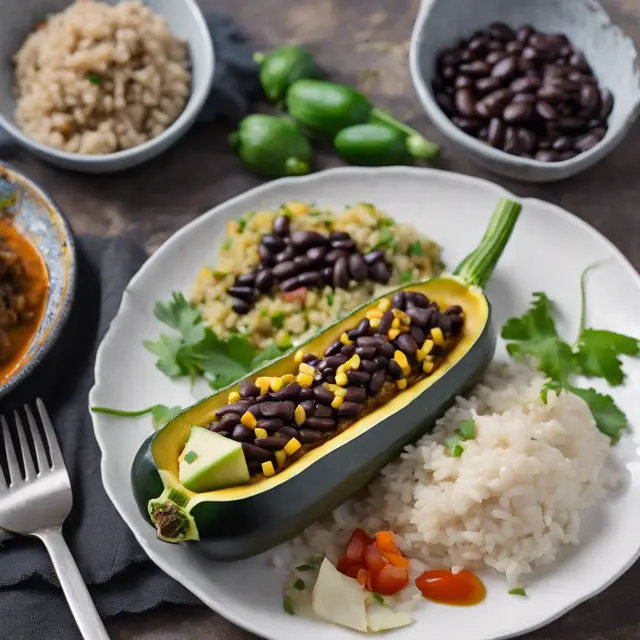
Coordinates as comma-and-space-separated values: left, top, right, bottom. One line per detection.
325, 249, 349, 265
504, 127, 519, 153
374, 356, 389, 370
364, 249, 385, 265
535, 150, 561, 162
296, 272, 323, 288
379, 341, 395, 359
438, 48, 461, 69
349, 318, 371, 339
341, 345, 356, 357
272, 261, 298, 281
446, 305, 463, 315
491, 56, 517, 81
378, 310, 394, 335
505, 41, 524, 55
512, 93, 537, 104
486, 51, 507, 67
355, 346, 377, 360
298, 429, 324, 444
280, 276, 303, 292
347, 370, 371, 384
438, 314, 452, 334
329, 231, 352, 241
590, 127, 606, 141
514, 128, 536, 153
357, 336, 380, 349
387, 360, 404, 380
293, 255, 313, 271
487, 40, 505, 52
452, 116, 483, 133
299, 399, 316, 417
255, 436, 289, 450
368, 369, 386, 395
468, 36, 489, 57
333, 256, 350, 289
407, 292, 429, 307
345, 387, 367, 403
516, 25, 534, 42
369, 260, 391, 284
228, 286, 255, 303
299, 388, 314, 401
410, 325, 426, 346
476, 76, 503, 96
261, 233, 286, 253
579, 84, 599, 111
503, 102, 533, 123
232, 425, 255, 442
560, 150, 578, 160
436, 92, 455, 116
442, 65, 457, 81
535, 101, 558, 121
272, 382, 302, 401
489, 22, 515, 41
254, 269, 273, 293
303, 353, 318, 364
315, 404, 333, 418
559, 117, 586, 130
459, 60, 491, 77
216, 400, 252, 417
260, 401, 294, 421
478, 127, 489, 140
322, 355, 348, 370
487, 118, 506, 148
521, 46, 539, 61
474, 101, 494, 120
238, 380, 259, 398
361, 359, 379, 374
348, 253, 368, 282
247, 460, 262, 474
258, 243, 276, 266
599, 90, 614, 120
307, 246, 327, 264
338, 401, 364, 417
510, 76, 540, 93
455, 88, 476, 118
275, 246, 296, 263
256, 418, 284, 432
574, 133, 601, 152
569, 52, 590, 73
247, 403, 263, 419
313, 386, 334, 404
304, 417, 336, 432
325, 341, 343, 357
279, 426, 298, 438
396, 333, 419, 356
331, 239, 357, 252
391, 291, 406, 310
220, 412, 242, 426
552, 136, 573, 151
290, 230, 327, 250
449, 314, 464, 334
241, 442, 272, 461
273, 215, 290, 237
322, 266, 334, 285
236, 273, 256, 287
455, 76, 474, 89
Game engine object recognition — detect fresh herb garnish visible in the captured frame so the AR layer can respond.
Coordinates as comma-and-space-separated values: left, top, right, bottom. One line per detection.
377, 216, 394, 228
508, 587, 527, 596
271, 312, 285, 329
373, 228, 396, 250
400, 272, 413, 283
283, 595, 296, 615
88, 73, 102, 85
293, 578, 305, 590
184, 450, 198, 464
409, 241, 423, 256
90, 404, 182, 430
446, 418, 475, 456
221, 238, 232, 251
295, 563, 317, 572
502, 266, 639, 443
371, 592, 386, 606
327, 293, 335, 306
144, 293, 283, 389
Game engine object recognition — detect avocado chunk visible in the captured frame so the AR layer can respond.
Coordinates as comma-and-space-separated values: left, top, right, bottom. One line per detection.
178, 426, 249, 492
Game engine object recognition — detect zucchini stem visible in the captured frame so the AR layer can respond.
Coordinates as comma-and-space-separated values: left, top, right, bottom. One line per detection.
91, 406, 152, 417
369, 108, 439, 160
454, 198, 521, 289
148, 489, 200, 543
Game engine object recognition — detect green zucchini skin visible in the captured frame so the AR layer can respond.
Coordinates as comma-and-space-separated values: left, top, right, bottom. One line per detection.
130, 313, 496, 561
334, 124, 412, 166
257, 46, 323, 102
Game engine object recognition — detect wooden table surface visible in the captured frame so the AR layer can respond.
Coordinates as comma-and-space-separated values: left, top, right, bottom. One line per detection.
3, 0, 640, 638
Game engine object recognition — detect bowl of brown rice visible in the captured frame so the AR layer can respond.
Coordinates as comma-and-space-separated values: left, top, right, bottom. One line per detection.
0, 0, 214, 172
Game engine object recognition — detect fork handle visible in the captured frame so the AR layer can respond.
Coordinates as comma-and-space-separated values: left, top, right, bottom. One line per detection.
35, 527, 110, 640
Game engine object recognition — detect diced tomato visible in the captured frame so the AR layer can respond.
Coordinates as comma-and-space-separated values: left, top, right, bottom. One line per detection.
356, 568, 372, 590
336, 556, 350, 575
383, 552, 410, 568
376, 531, 402, 556
364, 541, 389, 574
345, 563, 367, 580
346, 528, 372, 566
281, 287, 308, 304
371, 564, 409, 595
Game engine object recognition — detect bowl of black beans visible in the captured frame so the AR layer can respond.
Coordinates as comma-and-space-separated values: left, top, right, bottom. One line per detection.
410, 0, 640, 182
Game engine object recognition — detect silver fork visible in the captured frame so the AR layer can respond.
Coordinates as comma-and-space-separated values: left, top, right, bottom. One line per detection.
0, 399, 109, 640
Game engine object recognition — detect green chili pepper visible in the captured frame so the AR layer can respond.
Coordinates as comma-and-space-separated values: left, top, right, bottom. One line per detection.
254, 45, 323, 102
229, 114, 312, 178
334, 123, 412, 166
286, 79, 438, 160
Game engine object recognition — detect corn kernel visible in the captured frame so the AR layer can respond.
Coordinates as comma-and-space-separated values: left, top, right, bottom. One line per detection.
256, 376, 270, 387
378, 298, 392, 312
366, 309, 384, 320
416, 348, 426, 362
262, 461, 275, 477
284, 438, 302, 455
296, 372, 314, 387
431, 327, 444, 346
275, 450, 287, 469
388, 328, 401, 340
336, 371, 349, 386
347, 354, 361, 370
294, 349, 305, 364
340, 332, 353, 346
228, 391, 241, 404
331, 395, 344, 409
294, 405, 306, 426
281, 373, 295, 385
400, 314, 412, 326
334, 386, 347, 398
287, 201, 309, 215
270, 377, 284, 392
423, 360, 434, 374
421, 339, 434, 355
254, 427, 268, 439
299, 362, 316, 375
370, 318, 381, 329
391, 318, 401, 329
241, 411, 257, 429
396, 379, 408, 390
393, 350, 409, 370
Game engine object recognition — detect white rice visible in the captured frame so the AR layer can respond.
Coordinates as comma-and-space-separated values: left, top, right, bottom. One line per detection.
291, 360, 619, 587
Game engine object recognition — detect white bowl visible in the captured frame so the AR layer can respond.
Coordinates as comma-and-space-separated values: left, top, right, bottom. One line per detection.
0, 0, 214, 173
410, 0, 640, 182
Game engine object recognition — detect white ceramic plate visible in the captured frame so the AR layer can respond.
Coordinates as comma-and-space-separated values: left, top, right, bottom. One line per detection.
90, 167, 640, 640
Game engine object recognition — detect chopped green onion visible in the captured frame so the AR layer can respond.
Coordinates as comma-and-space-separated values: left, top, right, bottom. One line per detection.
184, 451, 198, 464
283, 595, 296, 615
457, 418, 475, 440
377, 217, 394, 228
295, 564, 316, 571
327, 293, 335, 307
221, 238, 232, 251
309, 211, 322, 217
373, 228, 396, 250
277, 332, 292, 349
272, 312, 285, 329
508, 587, 527, 596
400, 272, 413, 283
371, 592, 386, 606
294, 579, 305, 591
451, 444, 464, 457
409, 241, 423, 256
88, 73, 102, 85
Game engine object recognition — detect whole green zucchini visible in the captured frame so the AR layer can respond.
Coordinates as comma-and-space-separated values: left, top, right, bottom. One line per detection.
130, 198, 521, 560
334, 123, 413, 166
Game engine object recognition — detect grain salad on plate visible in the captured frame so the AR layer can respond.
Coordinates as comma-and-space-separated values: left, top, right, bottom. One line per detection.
13, 0, 191, 154
190, 201, 442, 350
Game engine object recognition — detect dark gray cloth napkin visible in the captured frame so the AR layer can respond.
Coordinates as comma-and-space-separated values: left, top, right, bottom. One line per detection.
0, 237, 203, 639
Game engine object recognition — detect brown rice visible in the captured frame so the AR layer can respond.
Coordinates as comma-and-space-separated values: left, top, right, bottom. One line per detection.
13, 0, 191, 154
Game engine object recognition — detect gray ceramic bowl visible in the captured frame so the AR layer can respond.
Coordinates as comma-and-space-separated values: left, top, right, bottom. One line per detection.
0, 0, 214, 173
410, 0, 640, 182
0, 161, 76, 399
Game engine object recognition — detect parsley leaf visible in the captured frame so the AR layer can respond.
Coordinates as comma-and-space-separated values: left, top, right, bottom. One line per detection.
150, 404, 182, 429
501, 292, 574, 383
508, 587, 527, 596
409, 241, 423, 256
400, 272, 413, 283
153, 293, 204, 344
294, 578, 305, 590
252, 343, 284, 369
271, 312, 285, 329
373, 228, 396, 250
575, 329, 639, 386
143, 334, 184, 378
371, 592, 386, 606
283, 595, 295, 615
567, 386, 628, 444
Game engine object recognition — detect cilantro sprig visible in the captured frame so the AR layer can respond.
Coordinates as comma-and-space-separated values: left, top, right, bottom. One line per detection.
144, 293, 283, 389
501, 266, 638, 443
446, 418, 476, 457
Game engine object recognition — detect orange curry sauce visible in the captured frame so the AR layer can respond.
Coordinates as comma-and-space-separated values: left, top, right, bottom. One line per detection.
0, 220, 48, 383
415, 569, 486, 606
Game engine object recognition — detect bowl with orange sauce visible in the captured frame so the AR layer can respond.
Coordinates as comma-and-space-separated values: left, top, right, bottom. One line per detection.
0, 161, 76, 398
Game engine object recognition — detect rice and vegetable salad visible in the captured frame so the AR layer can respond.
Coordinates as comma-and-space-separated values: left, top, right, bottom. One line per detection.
190, 201, 441, 350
